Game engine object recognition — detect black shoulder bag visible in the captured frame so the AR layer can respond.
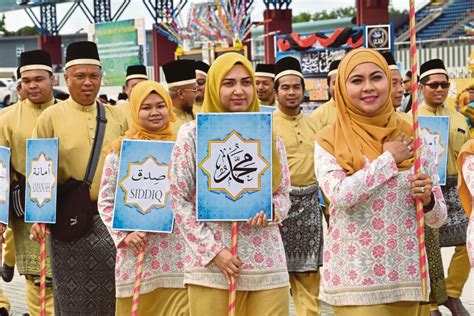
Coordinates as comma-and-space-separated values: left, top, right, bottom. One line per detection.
51, 101, 107, 242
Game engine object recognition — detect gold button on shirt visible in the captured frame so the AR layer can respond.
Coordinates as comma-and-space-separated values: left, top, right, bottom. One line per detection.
0, 98, 56, 176
412, 102, 470, 176
310, 98, 337, 131
33, 97, 127, 201
171, 107, 194, 135
273, 110, 319, 186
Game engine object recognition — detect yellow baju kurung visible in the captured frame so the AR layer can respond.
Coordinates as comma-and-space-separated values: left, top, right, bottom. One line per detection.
0, 98, 55, 315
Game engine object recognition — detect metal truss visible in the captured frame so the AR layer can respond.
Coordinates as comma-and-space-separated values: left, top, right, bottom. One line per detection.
22, 0, 132, 35
263, 0, 292, 10
143, 0, 188, 24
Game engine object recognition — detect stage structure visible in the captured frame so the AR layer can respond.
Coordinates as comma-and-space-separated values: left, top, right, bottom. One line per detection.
275, 24, 393, 103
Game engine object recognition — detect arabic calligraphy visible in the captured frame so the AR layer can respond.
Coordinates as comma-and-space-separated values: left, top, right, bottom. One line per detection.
119, 156, 170, 214
28, 152, 56, 207
131, 169, 166, 184
300, 49, 345, 76
200, 130, 270, 200
213, 143, 258, 185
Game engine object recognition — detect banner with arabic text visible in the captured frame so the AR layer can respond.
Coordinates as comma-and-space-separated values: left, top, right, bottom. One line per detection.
196, 113, 273, 221
25, 139, 58, 224
113, 140, 175, 233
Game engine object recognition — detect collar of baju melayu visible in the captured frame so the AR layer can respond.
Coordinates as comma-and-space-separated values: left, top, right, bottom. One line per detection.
259, 100, 276, 106
274, 108, 303, 121
68, 96, 96, 112
421, 101, 445, 115
173, 106, 192, 119
25, 97, 55, 110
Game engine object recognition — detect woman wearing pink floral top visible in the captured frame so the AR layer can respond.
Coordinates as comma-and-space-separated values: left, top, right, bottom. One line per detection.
98, 81, 188, 315
314, 49, 447, 315
170, 53, 291, 315
457, 140, 474, 267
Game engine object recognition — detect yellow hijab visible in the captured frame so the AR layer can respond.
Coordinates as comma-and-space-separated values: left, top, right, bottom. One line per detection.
202, 53, 282, 192
457, 139, 474, 217
106, 80, 176, 154
316, 48, 414, 175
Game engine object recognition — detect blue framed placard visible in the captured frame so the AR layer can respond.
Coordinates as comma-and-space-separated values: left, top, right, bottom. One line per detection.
260, 105, 277, 113
419, 116, 450, 186
0, 147, 10, 225
113, 140, 175, 233
25, 139, 58, 223
196, 113, 273, 221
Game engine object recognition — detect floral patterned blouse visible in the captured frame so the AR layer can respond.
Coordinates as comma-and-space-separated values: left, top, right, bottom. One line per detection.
98, 152, 185, 298
461, 154, 474, 267
314, 143, 447, 306
170, 121, 292, 291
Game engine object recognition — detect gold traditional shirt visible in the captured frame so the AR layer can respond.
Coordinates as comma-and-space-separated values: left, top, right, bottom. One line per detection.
33, 97, 127, 200
413, 102, 470, 176
0, 103, 15, 116
310, 98, 337, 131
193, 102, 203, 116
396, 111, 412, 124
0, 98, 55, 176
116, 100, 132, 130
273, 109, 318, 186
171, 107, 194, 135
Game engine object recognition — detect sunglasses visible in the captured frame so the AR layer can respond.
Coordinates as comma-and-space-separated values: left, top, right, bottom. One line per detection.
424, 82, 450, 89
197, 79, 206, 86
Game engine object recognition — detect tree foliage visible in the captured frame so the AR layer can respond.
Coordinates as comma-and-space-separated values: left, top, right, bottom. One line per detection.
0, 14, 38, 36
15, 26, 38, 36
292, 6, 408, 22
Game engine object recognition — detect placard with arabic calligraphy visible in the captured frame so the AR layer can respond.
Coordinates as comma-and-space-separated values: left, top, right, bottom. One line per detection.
196, 113, 273, 221
419, 116, 450, 186
113, 140, 175, 233
0, 147, 10, 225
25, 139, 58, 224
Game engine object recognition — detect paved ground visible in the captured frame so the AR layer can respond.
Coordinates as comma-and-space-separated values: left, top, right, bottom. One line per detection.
1, 247, 472, 315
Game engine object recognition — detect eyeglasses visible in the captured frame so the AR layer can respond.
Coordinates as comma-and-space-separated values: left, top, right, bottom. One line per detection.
197, 79, 206, 86
171, 87, 198, 93
424, 82, 450, 89
182, 87, 198, 93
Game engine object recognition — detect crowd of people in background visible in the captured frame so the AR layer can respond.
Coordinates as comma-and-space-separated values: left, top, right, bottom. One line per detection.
0, 39, 471, 316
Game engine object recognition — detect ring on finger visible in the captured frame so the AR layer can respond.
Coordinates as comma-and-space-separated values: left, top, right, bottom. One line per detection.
419, 187, 425, 193
408, 145, 413, 151
29, 234, 34, 241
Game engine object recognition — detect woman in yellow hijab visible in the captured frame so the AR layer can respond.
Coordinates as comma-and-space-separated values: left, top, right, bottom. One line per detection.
170, 52, 292, 316
457, 140, 474, 267
314, 48, 447, 315
98, 80, 189, 315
